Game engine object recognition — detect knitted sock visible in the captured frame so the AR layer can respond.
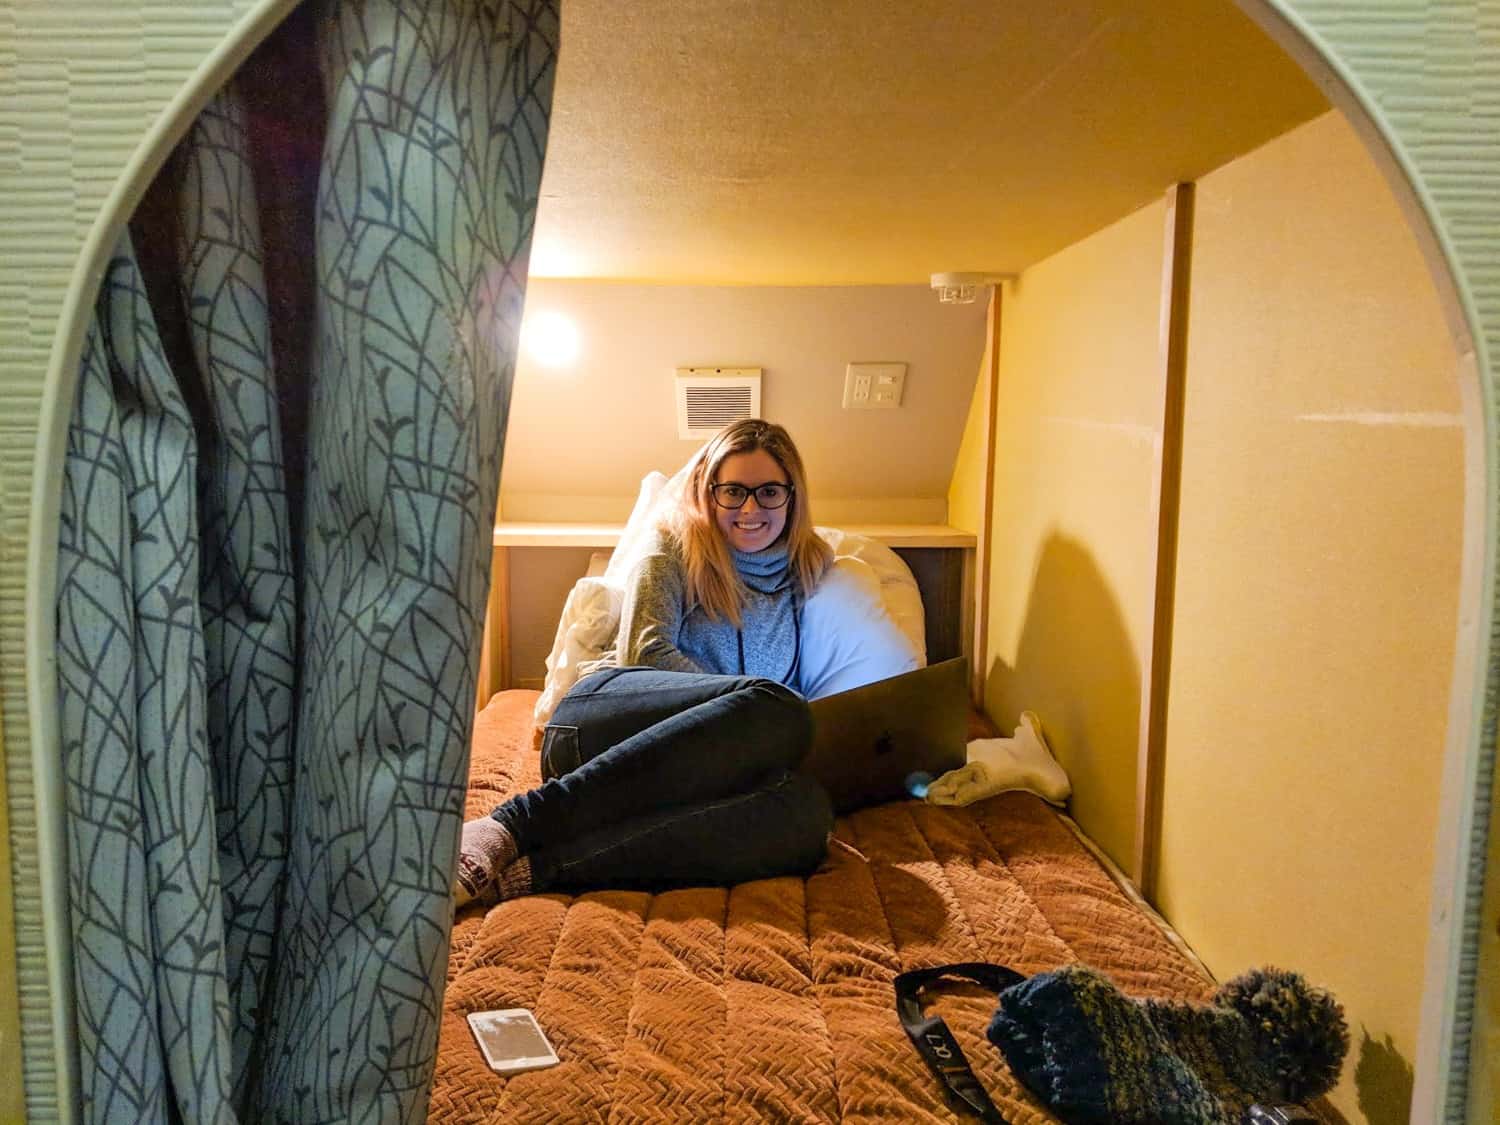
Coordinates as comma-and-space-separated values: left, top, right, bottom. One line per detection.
489, 856, 533, 903
987, 965, 1347, 1125
453, 817, 519, 908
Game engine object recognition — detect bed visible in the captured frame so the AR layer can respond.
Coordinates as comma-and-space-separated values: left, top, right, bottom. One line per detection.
429, 689, 1224, 1124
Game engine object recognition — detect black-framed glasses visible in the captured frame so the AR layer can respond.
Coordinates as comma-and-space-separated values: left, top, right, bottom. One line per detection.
710, 482, 793, 510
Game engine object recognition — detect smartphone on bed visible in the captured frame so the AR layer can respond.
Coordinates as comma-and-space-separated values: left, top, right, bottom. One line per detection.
466, 1008, 560, 1074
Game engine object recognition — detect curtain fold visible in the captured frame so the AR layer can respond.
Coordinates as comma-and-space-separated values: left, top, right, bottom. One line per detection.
55, 1, 558, 1120
175, 82, 301, 1111
60, 237, 239, 1125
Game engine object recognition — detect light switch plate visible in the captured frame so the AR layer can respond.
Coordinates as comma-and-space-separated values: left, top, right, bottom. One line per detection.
843, 362, 906, 409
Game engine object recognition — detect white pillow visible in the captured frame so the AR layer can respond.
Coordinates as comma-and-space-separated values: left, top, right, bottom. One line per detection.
531, 577, 622, 726
603, 467, 682, 585
812, 525, 926, 665
797, 554, 921, 699
533, 466, 688, 727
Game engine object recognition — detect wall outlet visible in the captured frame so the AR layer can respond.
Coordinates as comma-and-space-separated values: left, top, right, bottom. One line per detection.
843, 362, 906, 409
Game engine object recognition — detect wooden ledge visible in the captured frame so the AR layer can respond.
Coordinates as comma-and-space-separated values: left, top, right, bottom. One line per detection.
492, 522, 976, 550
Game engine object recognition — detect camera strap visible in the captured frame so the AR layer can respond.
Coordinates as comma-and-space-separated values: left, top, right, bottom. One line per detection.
892, 962, 1026, 1124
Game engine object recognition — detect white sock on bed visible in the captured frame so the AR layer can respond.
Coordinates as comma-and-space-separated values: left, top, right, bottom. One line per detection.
454, 816, 519, 907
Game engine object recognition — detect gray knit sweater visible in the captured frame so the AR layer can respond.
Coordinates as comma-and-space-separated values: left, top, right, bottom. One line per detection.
595, 527, 802, 689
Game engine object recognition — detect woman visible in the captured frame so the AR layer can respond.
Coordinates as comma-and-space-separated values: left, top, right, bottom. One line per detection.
455, 419, 837, 906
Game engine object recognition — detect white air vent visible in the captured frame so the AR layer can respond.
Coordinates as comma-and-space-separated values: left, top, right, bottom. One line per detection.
675, 367, 761, 440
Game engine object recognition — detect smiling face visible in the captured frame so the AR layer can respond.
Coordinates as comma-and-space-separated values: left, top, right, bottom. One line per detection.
712, 448, 791, 554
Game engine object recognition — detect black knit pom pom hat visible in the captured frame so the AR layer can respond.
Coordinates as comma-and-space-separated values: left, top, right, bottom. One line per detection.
987, 964, 1348, 1124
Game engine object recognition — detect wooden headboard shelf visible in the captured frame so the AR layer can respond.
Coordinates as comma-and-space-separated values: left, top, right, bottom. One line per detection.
492, 522, 975, 549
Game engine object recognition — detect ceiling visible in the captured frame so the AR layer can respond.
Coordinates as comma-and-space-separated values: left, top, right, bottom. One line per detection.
529, 0, 1329, 285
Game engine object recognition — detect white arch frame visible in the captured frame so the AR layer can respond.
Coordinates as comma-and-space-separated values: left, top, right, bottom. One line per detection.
7, 1, 1494, 1120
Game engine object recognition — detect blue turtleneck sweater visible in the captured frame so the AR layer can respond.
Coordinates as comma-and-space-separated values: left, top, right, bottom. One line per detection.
604, 527, 802, 690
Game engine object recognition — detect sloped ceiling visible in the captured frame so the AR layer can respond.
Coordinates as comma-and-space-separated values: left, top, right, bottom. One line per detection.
530, 0, 1328, 284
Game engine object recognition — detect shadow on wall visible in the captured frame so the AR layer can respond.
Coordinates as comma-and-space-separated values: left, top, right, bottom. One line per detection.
984, 532, 1141, 875
1354, 1029, 1414, 1124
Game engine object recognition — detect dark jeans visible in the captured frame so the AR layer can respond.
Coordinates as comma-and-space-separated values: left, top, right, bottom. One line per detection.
490, 667, 833, 894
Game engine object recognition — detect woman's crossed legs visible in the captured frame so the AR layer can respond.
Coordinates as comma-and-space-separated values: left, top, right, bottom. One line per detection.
455, 668, 832, 905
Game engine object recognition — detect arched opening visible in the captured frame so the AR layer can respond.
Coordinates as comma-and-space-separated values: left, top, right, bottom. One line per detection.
11, 1, 1492, 1121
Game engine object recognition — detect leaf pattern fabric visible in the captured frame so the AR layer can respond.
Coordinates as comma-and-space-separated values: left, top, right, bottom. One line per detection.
178, 86, 300, 1111
59, 242, 239, 1125
54, 2, 557, 1121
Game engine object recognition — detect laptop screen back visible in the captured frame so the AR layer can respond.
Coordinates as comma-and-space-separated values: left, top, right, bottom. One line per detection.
801, 658, 970, 814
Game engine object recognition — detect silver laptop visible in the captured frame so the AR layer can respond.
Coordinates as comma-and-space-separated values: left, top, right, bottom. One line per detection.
801, 658, 970, 814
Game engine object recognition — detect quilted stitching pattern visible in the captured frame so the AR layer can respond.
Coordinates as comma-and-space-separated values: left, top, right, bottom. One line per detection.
433, 692, 1215, 1124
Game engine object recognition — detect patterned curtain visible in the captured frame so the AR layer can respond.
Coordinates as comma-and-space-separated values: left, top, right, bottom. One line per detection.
54, 1, 557, 1120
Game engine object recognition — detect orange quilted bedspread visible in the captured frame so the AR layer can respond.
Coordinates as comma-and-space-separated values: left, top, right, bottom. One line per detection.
432, 690, 1215, 1124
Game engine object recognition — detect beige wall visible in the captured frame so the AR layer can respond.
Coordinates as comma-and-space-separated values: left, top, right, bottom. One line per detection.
1159, 110, 1462, 1124
946, 296, 995, 538
0, 703, 22, 1121
499, 282, 988, 677
975, 200, 1167, 876
501, 282, 986, 525
951, 108, 1466, 1122
507, 545, 601, 690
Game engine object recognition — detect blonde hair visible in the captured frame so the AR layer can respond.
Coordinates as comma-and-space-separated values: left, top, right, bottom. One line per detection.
669, 419, 833, 625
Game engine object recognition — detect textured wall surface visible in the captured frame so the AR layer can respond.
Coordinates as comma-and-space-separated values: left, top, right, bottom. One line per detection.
499, 281, 987, 525
0, 0, 1495, 1120
979, 198, 1167, 878
1261, 6, 1498, 1122
1162, 108, 1463, 1123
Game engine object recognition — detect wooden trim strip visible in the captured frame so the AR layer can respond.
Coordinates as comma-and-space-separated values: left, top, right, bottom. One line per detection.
475, 604, 493, 711
972, 287, 1004, 705
489, 545, 511, 700
1135, 182, 1195, 902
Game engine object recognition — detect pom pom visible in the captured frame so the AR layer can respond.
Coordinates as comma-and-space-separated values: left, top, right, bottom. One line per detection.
1216, 967, 1349, 1102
